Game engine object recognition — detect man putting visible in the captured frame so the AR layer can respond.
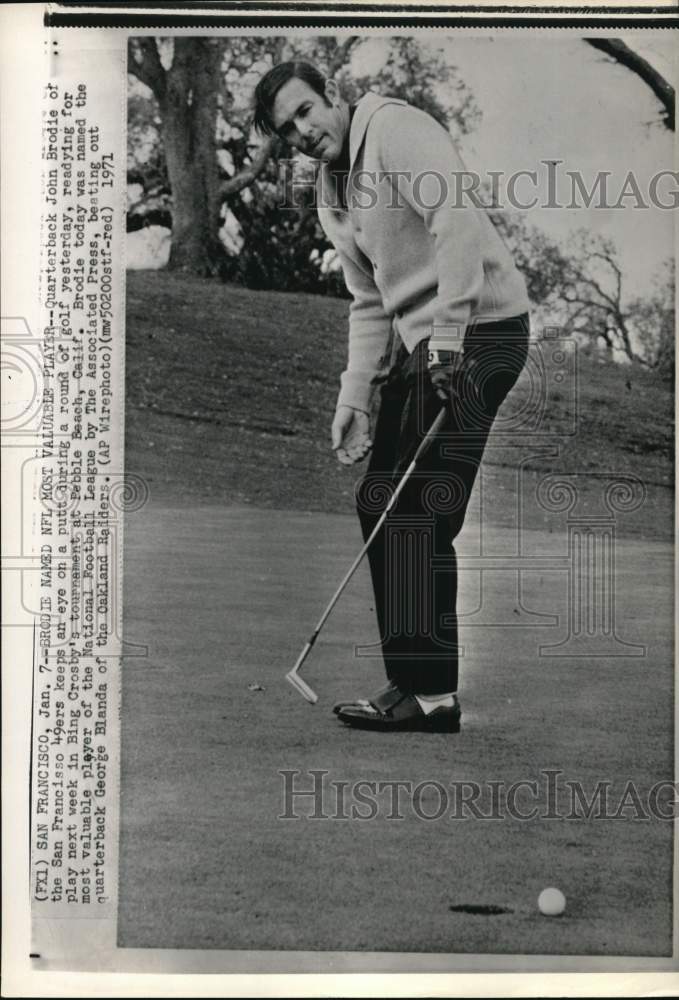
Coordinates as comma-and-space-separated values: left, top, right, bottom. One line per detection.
254, 61, 530, 732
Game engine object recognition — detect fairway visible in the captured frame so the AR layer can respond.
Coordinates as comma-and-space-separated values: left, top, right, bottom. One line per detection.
118, 501, 673, 956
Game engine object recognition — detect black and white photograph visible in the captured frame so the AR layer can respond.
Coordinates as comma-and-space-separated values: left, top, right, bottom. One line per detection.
2, 3, 677, 994
121, 24, 674, 958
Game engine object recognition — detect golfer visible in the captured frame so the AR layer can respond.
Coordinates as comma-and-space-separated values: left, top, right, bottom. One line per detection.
254, 62, 530, 731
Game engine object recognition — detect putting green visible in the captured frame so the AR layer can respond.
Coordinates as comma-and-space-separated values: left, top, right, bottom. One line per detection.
119, 503, 673, 956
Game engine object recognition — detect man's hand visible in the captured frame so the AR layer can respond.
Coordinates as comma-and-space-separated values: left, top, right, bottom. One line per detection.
428, 349, 481, 412
331, 406, 372, 466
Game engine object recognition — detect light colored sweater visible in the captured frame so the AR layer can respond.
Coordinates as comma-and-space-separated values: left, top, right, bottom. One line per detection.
316, 92, 529, 413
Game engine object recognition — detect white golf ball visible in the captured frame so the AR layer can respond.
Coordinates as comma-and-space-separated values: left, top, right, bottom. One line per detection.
538, 887, 566, 916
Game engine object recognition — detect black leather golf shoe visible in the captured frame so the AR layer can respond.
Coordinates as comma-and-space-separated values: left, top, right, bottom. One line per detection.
333, 681, 461, 733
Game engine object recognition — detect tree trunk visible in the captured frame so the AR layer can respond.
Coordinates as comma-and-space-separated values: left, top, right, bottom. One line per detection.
160, 39, 225, 275
129, 37, 277, 275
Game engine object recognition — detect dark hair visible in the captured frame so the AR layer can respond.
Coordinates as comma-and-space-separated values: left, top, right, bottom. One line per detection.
253, 61, 328, 136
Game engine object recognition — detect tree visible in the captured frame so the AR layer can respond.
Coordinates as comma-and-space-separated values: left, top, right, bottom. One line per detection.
626, 260, 674, 379
127, 90, 171, 231
494, 212, 673, 374
491, 210, 570, 314
128, 36, 363, 275
556, 231, 674, 372
129, 37, 280, 274
584, 39, 674, 130
214, 34, 362, 290
128, 35, 479, 279
346, 37, 480, 136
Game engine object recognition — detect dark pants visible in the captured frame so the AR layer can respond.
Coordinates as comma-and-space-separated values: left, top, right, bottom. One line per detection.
356, 314, 530, 695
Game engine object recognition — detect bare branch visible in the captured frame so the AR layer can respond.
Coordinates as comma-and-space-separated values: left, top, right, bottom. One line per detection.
585, 38, 674, 130
588, 249, 621, 279
562, 303, 595, 327
562, 292, 611, 313
566, 262, 620, 311
589, 250, 622, 304
128, 38, 166, 102
220, 136, 277, 198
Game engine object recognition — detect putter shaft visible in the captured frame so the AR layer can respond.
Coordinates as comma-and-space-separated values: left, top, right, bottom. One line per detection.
286, 406, 448, 703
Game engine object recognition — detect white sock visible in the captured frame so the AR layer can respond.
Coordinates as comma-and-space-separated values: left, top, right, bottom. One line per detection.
415, 692, 457, 715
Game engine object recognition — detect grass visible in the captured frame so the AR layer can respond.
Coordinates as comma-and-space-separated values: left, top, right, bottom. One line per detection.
120, 271, 674, 958
118, 504, 674, 956
125, 270, 673, 539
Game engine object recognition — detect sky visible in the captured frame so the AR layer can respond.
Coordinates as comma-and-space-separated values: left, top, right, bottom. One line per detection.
354, 33, 676, 302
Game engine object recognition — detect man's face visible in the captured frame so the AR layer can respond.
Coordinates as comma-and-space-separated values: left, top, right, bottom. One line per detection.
271, 77, 347, 162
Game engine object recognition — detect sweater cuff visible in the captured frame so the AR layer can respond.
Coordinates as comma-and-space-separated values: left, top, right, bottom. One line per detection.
337, 370, 375, 413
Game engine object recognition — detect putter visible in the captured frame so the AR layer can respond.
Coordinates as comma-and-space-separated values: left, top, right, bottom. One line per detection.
286, 405, 448, 703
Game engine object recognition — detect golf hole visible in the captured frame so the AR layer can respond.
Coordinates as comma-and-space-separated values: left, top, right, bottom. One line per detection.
448, 904, 512, 915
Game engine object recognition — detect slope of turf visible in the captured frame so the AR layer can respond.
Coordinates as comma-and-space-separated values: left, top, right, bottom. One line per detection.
125, 270, 673, 532
126, 271, 674, 536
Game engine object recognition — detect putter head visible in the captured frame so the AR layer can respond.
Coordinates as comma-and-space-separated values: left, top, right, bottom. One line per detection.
286, 669, 318, 704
